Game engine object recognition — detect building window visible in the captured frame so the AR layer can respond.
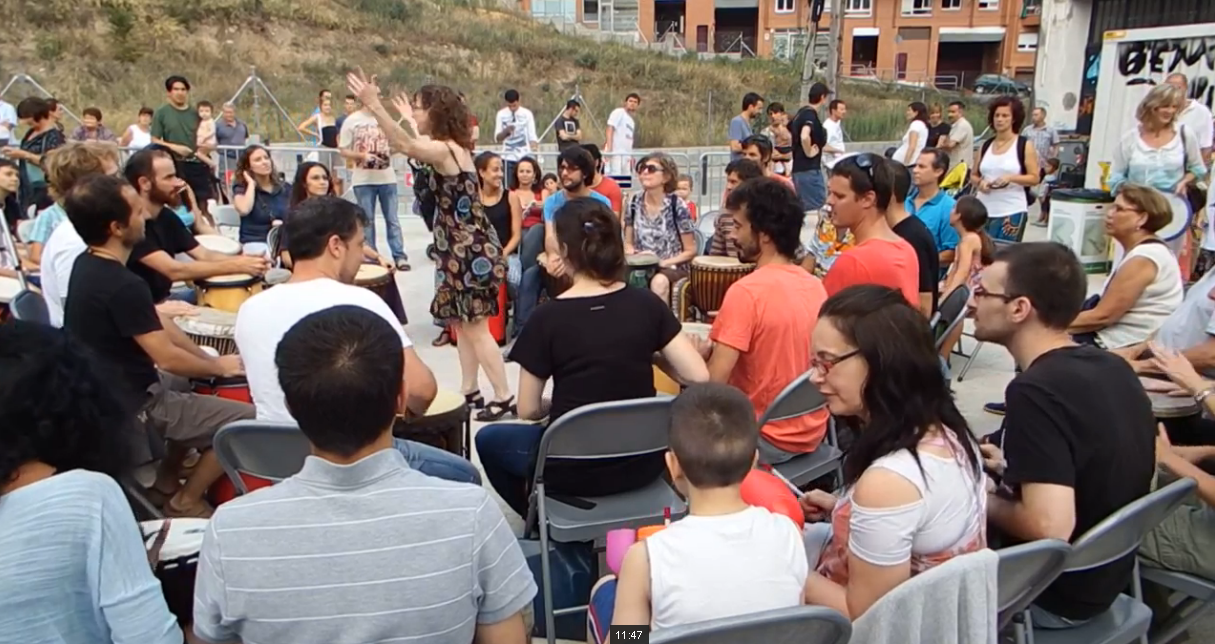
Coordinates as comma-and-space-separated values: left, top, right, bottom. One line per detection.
940, 0, 961, 10
775, 0, 795, 13
845, 0, 872, 16
582, 0, 598, 22
1017, 31, 1038, 52
901, 0, 931, 16
978, 0, 999, 9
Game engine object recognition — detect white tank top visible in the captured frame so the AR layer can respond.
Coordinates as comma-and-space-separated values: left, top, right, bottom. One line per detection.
127, 125, 152, 149
1096, 241, 1183, 349
646, 506, 808, 631
976, 139, 1029, 218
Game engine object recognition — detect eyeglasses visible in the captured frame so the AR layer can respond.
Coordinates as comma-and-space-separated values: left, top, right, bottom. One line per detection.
638, 164, 663, 175
1109, 203, 1141, 215
809, 349, 860, 376
973, 284, 1020, 302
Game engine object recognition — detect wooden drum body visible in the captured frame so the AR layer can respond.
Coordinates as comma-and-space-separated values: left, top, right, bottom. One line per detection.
175, 308, 238, 355
626, 252, 660, 290
355, 264, 393, 300
689, 257, 754, 320
196, 274, 261, 313
392, 390, 471, 458
1150, 391, 1200, 419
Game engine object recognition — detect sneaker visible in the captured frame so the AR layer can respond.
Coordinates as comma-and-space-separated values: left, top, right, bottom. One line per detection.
984, 402, 1007, 415
395, 259, 411, 271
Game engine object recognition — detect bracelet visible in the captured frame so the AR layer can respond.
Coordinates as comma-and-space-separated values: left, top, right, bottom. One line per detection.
1195, 387, 1215, 404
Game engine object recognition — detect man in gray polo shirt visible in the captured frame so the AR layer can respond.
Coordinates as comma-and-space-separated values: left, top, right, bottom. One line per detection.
193, 306, 535, 644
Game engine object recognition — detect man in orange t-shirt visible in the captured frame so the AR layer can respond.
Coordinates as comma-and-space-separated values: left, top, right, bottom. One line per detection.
583, 143, 624, 218
823, 153, 919, 306
697, 176, 830, 463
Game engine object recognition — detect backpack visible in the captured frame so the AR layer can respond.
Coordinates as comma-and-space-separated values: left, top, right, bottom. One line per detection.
978, 135, 1036, 207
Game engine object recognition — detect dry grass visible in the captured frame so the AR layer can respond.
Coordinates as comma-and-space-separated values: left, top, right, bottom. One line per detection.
3, 0, 967, 146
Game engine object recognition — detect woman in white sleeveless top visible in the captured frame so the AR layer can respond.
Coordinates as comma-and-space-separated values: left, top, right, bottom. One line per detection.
1068, 184, 1183, 349
119, 107, 153, 149
972, 96, 1040, 244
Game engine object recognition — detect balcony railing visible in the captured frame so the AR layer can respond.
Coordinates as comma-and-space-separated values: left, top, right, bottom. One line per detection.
1021, 1, 1042, 18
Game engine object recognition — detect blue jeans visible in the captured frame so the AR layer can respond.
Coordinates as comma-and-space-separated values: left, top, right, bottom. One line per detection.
475, 422, 544, 516
793, 169, 827, 212
515, 266, 543, 339
167, 288, 198, 305
520, 224, 545, 273
353, 183, 407, 261
393, 437, 481, 485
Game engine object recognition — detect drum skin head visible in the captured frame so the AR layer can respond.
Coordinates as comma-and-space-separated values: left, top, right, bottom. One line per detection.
626, 252, 660, 266
693, 256, 743, 268
198, 273, 259, 287
356, 264, 391, 285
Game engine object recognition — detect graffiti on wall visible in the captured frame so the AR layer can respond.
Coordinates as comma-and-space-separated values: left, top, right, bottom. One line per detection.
1116, 37, 1215, 109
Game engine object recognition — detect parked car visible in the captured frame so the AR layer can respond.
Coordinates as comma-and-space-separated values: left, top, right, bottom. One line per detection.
972, 74, 1031, 97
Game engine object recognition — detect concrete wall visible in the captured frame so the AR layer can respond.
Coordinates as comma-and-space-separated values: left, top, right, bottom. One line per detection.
1033, 0, 1092, 131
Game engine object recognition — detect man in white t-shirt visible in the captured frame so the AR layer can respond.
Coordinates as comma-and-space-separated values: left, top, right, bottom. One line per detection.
234, 196, 480, 484
1168, 73, 1214, 162
941, 101, 976, 173
822, 99, 847, 169
493, 89, 538, 178
339, 107, 409, 270
604, 93, 641, 177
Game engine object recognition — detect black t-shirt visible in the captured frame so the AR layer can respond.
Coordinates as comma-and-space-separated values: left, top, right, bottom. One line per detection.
509, 286, 682, 497
892, 215, 940, 312
1000, 345, 1156, 621
928, 122, 951, 149
128, 207, 200, 303
789, 105, 826, 173
555, 115, 581, 151
64, 252, 163, 409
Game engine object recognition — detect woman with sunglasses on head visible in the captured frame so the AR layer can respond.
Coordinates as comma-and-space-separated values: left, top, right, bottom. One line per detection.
281, 161, 407, 322
349, 71, 514, 420
623, 152, 697, 303
0, 322, 182, 644
232, 144, 290, 256
476, 197, 709, 517
800, 284, 986, 620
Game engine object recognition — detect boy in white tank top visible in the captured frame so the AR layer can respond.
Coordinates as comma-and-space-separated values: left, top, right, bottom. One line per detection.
587, 384, 808, 642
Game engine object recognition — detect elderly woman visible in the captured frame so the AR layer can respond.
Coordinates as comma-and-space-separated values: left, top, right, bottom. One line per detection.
1069, 184, 1183, 349
1108, 83, 1206, 274
623, 152, 697, 302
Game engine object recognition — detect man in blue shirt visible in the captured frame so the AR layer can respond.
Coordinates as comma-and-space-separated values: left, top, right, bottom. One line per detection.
907, 148, 958, 268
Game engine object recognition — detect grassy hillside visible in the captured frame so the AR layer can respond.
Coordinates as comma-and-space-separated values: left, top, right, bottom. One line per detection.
2, 0, 958, 146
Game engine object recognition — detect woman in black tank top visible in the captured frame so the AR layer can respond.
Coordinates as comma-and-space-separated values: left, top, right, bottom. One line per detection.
475, 151, 523, 273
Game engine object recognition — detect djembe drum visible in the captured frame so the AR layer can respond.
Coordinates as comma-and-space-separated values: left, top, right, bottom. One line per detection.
392, 389, 470, 458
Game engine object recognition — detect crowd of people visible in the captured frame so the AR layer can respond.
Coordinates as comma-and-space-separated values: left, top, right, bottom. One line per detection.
0, 66, 1214, 644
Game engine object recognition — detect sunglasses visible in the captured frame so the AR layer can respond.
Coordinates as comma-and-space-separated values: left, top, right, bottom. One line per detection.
638, 164, 663, 175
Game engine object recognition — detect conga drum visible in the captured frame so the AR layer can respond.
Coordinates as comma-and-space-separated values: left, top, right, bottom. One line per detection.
263, 267, 292, 288
392, 390, 470, 458
141, 518, 208, 624
191, 376, 252, 404
196, 234, 241, 256
1150, 391, 1200, 419
355, 264, 393, 300
689, 256, 755, 319
626, 252, 660, 289
0, 275, 19, 321
175, 308, 238, 355
196, 274, 261, 313
1160, 193, 1194, 280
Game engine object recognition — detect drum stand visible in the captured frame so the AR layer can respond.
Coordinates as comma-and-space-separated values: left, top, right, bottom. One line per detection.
537, 84, 605, 148
0, 72, 83, 128
0, 197, 27, 290
226, 66, 307, 144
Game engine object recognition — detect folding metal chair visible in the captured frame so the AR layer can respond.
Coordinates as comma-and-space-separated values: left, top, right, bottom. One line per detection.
9, 289, 50, 325
932, 285, 971, 353
212, 421, 313, 496
524, 397, 687, 644
757, 372, 845, 488
1140, 566, 1215, 644
651, 605, 852, 644
996, 540, 1072, 639
210, 204, 242, 238
1026, 478, 1198, 644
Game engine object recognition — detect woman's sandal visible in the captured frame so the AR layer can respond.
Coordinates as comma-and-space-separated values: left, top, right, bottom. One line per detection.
464, 390, 486, 410
433, 330, 452, 347
476, 397, 517, 422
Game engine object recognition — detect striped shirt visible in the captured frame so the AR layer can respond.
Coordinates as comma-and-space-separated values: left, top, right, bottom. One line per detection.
193, 449, 536, 644
0, 469, 181, 644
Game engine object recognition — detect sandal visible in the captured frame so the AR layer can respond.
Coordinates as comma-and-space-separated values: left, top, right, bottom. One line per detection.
476, 397, 517, 422
164, 495, 214, 519
464, 390, 485, 409
433, 330, 452, 347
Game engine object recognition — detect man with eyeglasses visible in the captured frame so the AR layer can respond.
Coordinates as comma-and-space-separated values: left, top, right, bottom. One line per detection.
975, 241, 1154, 632
822, 154, 919, 306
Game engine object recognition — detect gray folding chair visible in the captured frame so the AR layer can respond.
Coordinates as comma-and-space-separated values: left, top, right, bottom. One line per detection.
1029, 478, 1198, 644
212, 421, 313, 495
932, 285, 971, 352
10, 289, 50, 325
757, 372, 845, 487
1139, 567, 1215, 644
997, 540, 1072, 636
524, 397, 687, 644
651, 605, 852, 644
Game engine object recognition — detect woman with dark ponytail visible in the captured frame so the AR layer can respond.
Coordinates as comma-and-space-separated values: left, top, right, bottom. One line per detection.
475, 197, 709, 517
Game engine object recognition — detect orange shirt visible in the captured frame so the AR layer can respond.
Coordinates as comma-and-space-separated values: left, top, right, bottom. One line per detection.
711, 263, 829, 453
822, 237, 919, 306
592, 176, 624, 216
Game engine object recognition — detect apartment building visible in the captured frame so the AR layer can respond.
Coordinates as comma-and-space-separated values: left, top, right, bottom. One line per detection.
520, 0, 1041, 87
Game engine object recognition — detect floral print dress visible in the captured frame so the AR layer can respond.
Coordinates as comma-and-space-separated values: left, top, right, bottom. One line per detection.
429, 149, 506, 323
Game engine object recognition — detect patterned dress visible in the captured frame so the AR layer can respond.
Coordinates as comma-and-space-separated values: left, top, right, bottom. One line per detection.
429, 155, 506, 323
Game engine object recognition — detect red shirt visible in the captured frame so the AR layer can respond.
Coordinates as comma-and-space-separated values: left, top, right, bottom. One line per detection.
823, 237, 920, 306
592, 176, 623, 216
